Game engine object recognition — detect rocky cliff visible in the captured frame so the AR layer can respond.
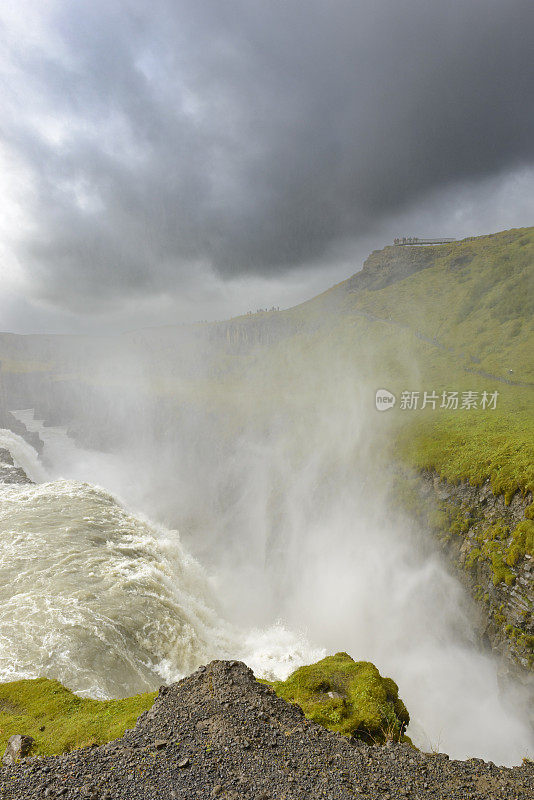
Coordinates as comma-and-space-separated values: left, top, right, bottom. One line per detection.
0, 367, 43, 453
416, 472, 533, 674
347, 244, 456, 293
0, 448, 33, 485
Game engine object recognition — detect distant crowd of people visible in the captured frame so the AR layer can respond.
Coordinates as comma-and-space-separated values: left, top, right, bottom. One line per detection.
393, 236, 456, 245
394, 237, 420, 244
246, 306, 280, 315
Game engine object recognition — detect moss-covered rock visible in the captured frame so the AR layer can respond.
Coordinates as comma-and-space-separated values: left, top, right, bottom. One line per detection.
268, 652, 410, 744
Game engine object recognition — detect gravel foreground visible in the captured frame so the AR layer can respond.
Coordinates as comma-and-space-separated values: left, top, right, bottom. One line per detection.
1, 660, 532, 799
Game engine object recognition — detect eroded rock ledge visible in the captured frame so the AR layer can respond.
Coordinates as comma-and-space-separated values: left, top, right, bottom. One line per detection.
1, 661, 533, 799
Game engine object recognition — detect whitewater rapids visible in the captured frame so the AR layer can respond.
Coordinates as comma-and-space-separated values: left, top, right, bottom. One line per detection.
0, 428, 321, 698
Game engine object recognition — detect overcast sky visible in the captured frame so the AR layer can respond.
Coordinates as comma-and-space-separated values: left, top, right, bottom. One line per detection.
1, 0, 533, 334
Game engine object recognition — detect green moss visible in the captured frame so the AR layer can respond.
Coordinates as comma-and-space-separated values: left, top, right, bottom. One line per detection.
428, 499, 532, 586
268, 652, 409, 744
474, 522, 515, 586
493, 605, 507, 627
505, 519, 534, 566
428, 508, 452, 530
0, 678, 156, 757
488, 551, 515, 586
504, 624, 534, 666
450, 515, 473, 536
392, 468, 532, 592
461, 517, 534, 583
465, 548, 481, 569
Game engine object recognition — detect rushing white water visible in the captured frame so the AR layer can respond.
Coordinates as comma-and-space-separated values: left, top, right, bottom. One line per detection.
0, 427, 322, 698
3, 411, 534, 764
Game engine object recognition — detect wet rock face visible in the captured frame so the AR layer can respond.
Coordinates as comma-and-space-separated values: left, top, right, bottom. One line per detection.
0, 409, 43, 455
0, 448, 13, 464
2, 735, 34, 766
0, 448, 33, 485
1, 660, 533, 799
419, 471, 533, 672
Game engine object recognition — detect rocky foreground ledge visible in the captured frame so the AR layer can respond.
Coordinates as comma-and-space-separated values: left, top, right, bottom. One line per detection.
1, 661, 532, 800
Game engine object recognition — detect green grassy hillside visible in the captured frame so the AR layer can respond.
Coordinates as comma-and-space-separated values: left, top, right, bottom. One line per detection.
348, 232, 533, 498
1, 227, 532, 499
276, 227, 534, 498
343, 228, 534, 382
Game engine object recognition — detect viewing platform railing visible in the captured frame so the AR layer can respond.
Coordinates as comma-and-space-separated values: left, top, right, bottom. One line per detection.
393, 237, 456, 246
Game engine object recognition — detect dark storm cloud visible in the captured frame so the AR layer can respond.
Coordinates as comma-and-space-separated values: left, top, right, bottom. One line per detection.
4, 0, 534, 308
